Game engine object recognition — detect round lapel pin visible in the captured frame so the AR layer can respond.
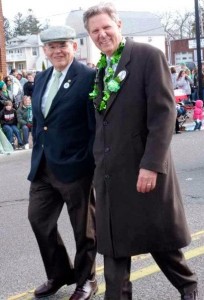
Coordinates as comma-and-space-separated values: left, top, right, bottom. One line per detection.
64, 82, 70, 89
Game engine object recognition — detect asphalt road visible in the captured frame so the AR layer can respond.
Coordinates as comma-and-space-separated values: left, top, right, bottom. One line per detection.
0, 130, 204, 300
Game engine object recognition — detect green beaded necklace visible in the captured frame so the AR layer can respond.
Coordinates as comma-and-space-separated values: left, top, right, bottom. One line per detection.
89, 42, 125, 111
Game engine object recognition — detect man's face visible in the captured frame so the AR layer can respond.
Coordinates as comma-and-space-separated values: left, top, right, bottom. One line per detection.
17, 74, 22, 80
43, 41, 77, 71
87, 13, 122, 57
27, 75, 34, 82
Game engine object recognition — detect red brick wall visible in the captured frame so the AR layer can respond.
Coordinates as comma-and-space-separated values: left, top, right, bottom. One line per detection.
0, 0, 7, 77
170, 38, 200, 65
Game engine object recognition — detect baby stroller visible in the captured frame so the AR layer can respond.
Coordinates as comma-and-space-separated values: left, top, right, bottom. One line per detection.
176, 103, 189, 131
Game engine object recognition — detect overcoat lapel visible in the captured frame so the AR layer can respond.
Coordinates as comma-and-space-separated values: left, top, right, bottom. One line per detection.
93, 68, 105, 110
104, 39, 133, 116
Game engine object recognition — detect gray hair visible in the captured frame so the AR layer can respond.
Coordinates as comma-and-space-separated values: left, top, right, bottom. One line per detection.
83, 2, 120, 31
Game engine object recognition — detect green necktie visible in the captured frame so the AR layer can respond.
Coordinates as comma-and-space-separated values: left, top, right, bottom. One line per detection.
44, 71, 62, 117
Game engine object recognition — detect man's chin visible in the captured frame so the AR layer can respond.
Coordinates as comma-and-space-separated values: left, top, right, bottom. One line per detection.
53, 62, 66, 69
101, 46, 113, 56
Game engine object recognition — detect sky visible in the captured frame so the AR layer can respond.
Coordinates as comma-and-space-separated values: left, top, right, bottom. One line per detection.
2, 0, 195, 26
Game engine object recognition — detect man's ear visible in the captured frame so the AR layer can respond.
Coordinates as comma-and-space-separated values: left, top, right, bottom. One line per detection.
117, 20, 122, 30
73, 41, 78, 51
43, 45, 48, 56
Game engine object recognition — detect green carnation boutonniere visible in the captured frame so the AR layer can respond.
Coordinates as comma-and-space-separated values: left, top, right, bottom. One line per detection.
89, 42, 126, 111
107, 79, 120, 92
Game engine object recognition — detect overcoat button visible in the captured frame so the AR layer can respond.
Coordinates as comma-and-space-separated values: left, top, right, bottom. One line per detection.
105, 174, 110, 180
105, 147, 110, 153
103, 121, 108, 126
44, 126, 48, 130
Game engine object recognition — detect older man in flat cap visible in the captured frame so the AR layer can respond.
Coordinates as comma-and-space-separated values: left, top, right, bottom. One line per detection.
27, 25, 98, 299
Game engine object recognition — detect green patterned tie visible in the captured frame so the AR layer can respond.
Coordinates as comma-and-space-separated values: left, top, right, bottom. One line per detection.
44, 71, 62, 117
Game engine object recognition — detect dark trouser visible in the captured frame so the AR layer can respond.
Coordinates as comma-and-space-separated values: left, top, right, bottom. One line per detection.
104, 256, 132, 300
28, 161, 96, 286
104, 250, 197, 300
21, 125, 31, 144
175, 118, 180, 132
194, 120, 202, 130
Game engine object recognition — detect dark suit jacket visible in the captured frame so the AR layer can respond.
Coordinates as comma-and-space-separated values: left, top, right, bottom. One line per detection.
28, 59, 96, 183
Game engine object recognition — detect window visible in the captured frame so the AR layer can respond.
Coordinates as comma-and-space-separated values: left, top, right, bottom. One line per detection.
18, 63, 24, 70
80, 39, 84, 46
32, 47, 38, 56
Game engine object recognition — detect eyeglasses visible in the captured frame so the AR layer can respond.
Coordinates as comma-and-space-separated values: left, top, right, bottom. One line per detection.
46, 41, 74, 52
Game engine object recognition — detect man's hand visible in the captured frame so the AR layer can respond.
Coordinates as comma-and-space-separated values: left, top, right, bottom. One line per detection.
136, 168, 157, 193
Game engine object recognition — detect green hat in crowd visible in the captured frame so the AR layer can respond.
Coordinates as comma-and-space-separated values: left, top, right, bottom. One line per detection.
0, 81, 5, 90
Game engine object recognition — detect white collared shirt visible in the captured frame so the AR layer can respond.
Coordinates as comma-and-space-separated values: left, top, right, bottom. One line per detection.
105, 38, 126, 75
41, 61, 73, 115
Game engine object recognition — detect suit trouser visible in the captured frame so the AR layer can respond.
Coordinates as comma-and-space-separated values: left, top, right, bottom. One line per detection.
104, 250, 197, 300
28, 161, 97, 286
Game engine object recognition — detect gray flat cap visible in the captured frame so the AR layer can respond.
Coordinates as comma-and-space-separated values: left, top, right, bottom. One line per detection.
40, 26, 76, 43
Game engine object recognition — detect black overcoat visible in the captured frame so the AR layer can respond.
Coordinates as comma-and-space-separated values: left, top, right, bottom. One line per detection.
93, 38, 191, 257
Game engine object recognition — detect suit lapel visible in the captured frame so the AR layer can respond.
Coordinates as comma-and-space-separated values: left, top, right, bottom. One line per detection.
47, 59, 78, 116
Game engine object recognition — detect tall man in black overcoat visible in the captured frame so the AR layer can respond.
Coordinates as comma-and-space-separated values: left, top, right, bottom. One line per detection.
83, 3, 198, 300
27, 25, 98, 300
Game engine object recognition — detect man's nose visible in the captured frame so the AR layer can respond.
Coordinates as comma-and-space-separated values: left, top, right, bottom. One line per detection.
98, 30, 107, 38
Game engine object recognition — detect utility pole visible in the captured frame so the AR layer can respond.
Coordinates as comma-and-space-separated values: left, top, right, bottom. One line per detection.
195, 0, 203, 99
0, 0, 7, 76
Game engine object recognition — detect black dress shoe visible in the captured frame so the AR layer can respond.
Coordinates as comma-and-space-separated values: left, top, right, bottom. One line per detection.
69, 279, 98, 300
181, 290, 198, 300
34, 277, 75, 298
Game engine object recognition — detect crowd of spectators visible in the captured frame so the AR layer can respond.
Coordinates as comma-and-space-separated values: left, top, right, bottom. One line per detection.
0, 69, 34, 153
170, 63, 204, 133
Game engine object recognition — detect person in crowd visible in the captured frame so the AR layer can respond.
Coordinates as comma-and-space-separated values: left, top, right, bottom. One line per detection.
193, 99, 203, 131
17, 96, 32, 149
23, 73, 35, 97
170, 66, 178, 89
17, 71, 28, 88
0, 72, 5, 88
4, 74, 23, 109
27, 25, 97, 299
0, 81, 14, 111
191, 68, 198, 101
83, 3, 198, 300
176, 70, 193, 104
175, 103, 187, 134
0, 125, 14, 154
87, 62, 96, 69
0, 100, 24, 150
180, 62, 190, 73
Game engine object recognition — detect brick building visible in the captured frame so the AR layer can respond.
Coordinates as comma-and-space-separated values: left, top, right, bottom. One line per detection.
167, 38, 204, 66
0, 0, 7, 77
